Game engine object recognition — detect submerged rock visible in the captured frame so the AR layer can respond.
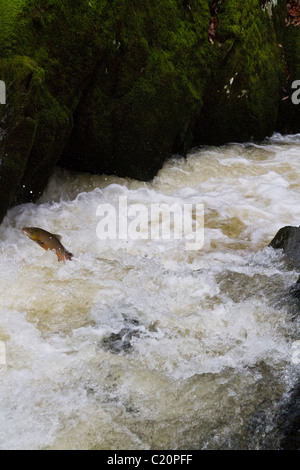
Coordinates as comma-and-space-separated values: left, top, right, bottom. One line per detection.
0, 0, 299, 223
269, 226, 300, 270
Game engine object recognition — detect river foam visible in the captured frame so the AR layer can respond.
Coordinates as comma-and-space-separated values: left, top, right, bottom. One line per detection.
0, 134, 300, 449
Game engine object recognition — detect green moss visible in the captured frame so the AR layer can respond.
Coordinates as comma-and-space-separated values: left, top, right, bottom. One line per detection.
0, 0, 25, 53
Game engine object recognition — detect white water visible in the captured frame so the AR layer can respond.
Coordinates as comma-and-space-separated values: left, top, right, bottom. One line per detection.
1, 133, 300, 449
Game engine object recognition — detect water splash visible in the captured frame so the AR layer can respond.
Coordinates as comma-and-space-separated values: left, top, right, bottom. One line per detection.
0, 135, 300, 449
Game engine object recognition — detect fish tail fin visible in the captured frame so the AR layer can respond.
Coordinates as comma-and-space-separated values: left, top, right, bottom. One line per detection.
65, 251, 73, 261
57, 250, 73, 262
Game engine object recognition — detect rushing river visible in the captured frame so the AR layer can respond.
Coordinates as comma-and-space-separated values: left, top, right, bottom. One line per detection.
1, 133, 300, 450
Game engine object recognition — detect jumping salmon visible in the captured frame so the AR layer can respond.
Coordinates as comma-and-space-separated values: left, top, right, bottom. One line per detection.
22, 227, 73, 261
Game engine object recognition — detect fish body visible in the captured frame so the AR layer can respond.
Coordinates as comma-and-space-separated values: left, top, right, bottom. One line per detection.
22, 227, 73, 261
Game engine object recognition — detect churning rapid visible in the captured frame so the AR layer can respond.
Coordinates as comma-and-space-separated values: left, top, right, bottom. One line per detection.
1, 133, 300, 450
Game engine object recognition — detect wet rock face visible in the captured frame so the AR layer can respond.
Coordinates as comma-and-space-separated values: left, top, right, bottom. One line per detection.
0, 0, 299, 223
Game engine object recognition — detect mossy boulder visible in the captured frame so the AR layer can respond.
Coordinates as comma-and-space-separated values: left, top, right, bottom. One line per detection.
0, 0, 299, 223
